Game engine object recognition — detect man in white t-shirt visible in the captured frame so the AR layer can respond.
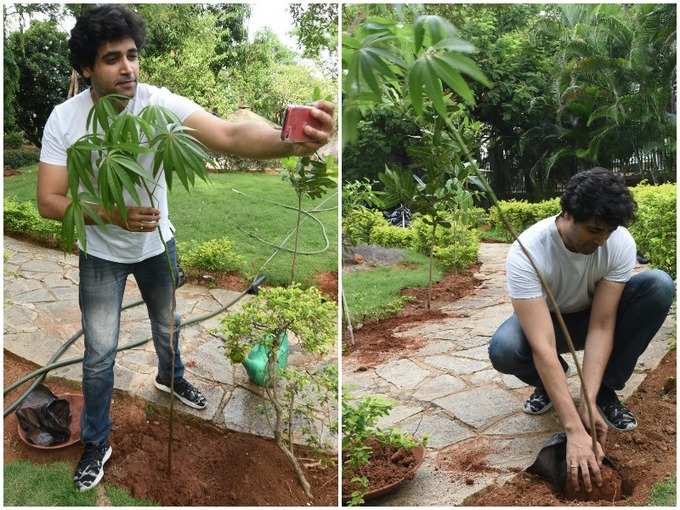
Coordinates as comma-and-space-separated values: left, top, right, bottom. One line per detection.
36, 5, 335, 492
489, 168, 673, 493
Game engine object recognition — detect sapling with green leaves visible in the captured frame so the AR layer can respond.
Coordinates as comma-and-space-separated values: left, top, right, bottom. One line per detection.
221, 285, 337, 498
61, 93, 211, 474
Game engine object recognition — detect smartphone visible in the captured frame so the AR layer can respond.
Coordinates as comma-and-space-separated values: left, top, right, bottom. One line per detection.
280, 105, 322, 143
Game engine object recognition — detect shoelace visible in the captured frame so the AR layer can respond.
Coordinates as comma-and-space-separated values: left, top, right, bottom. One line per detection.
603, 401, 636, 425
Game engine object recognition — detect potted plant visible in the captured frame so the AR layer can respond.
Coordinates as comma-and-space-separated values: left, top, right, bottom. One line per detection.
342, 393, 427, 506
221, 285, 337, 498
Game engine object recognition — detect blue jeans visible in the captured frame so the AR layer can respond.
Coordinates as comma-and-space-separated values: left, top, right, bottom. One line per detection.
79, 239, 184, 446
489, 270, 674, 395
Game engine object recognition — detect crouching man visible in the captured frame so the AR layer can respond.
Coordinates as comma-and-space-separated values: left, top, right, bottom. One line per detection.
488, 168, 674, 491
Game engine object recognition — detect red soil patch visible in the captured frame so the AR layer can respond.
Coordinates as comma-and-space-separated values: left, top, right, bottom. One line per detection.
4, 351, 337, 506
401, 264, 481, 312
345, 266, 481, 366
435, 437, 501, 475
466, 350, 676, 506
183, 269, 249, 292
314, 271, 338, 301
342, 439, 418, 501
345, 310, 446, 366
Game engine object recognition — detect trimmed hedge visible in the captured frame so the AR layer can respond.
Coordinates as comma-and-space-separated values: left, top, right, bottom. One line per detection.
177, 237, 244, 273
370, 223, 415, 248
4, 197, 61, 242
629, 183, 676, 278
410, 215, 480, 271
343, 206, 389, 245
487, 184, 676, 277
4, 147, 39, 169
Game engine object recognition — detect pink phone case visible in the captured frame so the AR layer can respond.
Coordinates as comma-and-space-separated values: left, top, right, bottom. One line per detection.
281, 105, 322, 143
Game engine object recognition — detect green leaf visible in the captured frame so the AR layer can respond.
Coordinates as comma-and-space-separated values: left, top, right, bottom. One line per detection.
111, 162, 142, 205
435, 53, 490, 87
423, 59, 447, 118
408, 59, 426, 115
429, 56, 474, 104
62, 202, 75, 252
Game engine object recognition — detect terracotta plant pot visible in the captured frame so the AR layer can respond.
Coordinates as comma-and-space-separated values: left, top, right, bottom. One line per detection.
17, 393, 83, 449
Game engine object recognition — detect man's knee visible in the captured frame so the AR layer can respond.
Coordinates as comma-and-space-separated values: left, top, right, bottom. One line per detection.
635, 269, 675, 311
488, 318, 529, 374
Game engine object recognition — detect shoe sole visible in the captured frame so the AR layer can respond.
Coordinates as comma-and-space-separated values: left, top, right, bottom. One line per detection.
597, 405, 638, 431
154, 380, 207, 410
76, 446, 112, 492
523, 401, 554, 415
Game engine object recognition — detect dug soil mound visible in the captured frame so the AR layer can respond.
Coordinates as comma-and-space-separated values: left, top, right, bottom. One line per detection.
563, 464, 623, 502
465, 350, 676, 506
315, 271, 338, 301
4, 351, 337, 506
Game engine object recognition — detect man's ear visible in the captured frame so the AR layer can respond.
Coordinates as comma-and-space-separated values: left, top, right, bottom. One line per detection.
81, 66, 93, 79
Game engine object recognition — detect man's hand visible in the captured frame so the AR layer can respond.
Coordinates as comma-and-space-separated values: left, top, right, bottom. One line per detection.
566, 428, 604, 493
109, 206, 160, 233
290, 100, 335, 156
578, 399, 608, 448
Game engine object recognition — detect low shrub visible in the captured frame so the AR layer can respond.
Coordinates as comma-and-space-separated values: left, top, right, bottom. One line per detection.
177, 237, 243, 273
456, 206, 489, 228
410, 215, 480, 271
488, 198, 561, 239
369, 223, 414, 249
4, 131, 25, 150
629, 182, 676, 278
4, 197, 61, 242
4, 147, 39, 169
343, 206, 388, 245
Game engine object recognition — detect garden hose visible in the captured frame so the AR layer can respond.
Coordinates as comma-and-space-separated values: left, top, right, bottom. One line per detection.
4, 188, 337, 417
4, 275, 266, 418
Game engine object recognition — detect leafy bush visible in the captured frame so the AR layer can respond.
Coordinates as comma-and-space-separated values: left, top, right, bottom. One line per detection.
343, 206, 388, 245
488, 198, 561, 240
410, 215, 480, 270
459, 206, 489, 228
629, 182, 676, 278
177, 237, 243, 273
342, 393, 424, 506
369, 224, 415, 249
4, 147, 39, 169
4, 131, 25, 150
4, 197, 61, 241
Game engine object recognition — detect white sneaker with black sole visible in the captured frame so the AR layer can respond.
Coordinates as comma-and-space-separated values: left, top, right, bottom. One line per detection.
74, 443, 112, 492
154, 376, 207, 410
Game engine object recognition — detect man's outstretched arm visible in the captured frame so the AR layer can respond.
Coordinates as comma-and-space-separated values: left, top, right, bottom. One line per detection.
183, 100, 335, 159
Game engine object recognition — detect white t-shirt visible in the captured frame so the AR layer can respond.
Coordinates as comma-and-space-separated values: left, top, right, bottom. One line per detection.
40, 83, 203, 263
506, 215, 636, 313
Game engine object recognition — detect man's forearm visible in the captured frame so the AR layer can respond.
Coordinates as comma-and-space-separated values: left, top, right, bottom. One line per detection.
581, 328, 614, 403
39, 194, 117, 226
221, 121, 295, 159
533, 347, 585, 433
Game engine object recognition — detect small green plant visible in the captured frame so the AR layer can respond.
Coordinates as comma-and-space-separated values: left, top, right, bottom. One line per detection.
342, 178, 381, 212
343, 206, 389, 245
177, 237, 243, 273
4, 197, 61, 242
221, 285, 337, 497
342, 393, 425, 506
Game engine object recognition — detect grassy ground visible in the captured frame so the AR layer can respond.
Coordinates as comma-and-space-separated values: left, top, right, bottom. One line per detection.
648, 475, 676, 506
4, 460, 157, 506
4, 164, 338, 287
343, 249, 443, 324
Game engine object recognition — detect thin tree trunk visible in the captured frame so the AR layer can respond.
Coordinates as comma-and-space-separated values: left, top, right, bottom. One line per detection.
290, 193, 303, 284
427, 222, 437, 311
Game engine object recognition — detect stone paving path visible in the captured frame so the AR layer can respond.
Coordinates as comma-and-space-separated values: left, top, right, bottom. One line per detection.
4, 237, 336, 447
344, 242, 676, 506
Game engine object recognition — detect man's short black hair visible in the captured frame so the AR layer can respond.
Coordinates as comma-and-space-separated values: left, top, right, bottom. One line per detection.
69, 5, 145, 77
560, 167, 636, 227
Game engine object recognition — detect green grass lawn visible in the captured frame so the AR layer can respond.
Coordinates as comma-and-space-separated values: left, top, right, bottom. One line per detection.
4, 164, 338, 287
4, 460, 157, 506
649, 475, 676, 506
343, 249, 443, 324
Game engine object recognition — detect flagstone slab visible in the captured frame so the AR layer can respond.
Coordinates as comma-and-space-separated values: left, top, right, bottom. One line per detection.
434, 387, 521, 430
375, 359, 430, 389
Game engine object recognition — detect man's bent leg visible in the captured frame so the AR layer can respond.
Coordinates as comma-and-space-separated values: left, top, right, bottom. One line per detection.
79, 252, 127, 446
603, 269, 674, 391
489, 315, 543, 387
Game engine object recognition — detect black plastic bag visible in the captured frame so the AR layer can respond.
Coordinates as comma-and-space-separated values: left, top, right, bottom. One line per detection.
15, 384, 71, 446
